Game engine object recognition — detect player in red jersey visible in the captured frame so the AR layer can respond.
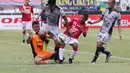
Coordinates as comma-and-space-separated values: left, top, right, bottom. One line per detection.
20, 0, 34, 43
58, 13, 89, 64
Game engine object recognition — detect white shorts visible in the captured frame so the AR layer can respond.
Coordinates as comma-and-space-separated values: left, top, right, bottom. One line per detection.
61, 34, 79, 45
22, 21, 32, 30
97, 32, 111, 44
40, 23, 60, 40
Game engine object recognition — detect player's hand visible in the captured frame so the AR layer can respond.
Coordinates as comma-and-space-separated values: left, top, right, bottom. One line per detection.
88, 21, 93, 25
83, 32, 87, 37
119, 35, 122, 40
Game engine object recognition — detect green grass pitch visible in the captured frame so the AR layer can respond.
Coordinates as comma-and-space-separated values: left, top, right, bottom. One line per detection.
0, 28, 130, 73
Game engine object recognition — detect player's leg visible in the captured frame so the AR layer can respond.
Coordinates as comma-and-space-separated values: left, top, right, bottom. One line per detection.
91, 32, 112, 64
34, 56, 48, 65
100, 33, 112, 63
22, 22, 26, 43
45, 32, 60, 61
67, 38, 79, 64
26, 29, 33, 44
50, 49, 60, 62
69, 42, 78, 64
40, 24, 58, 57
42, 50, 54, 60
91, 41, 104, 64
54, 40, 60, 60
22, 30, 26, 43
39, 23, 50, 44
26, 21, 33, 44
100, 46, 112, 63
59, 44, 65, 64
49, 26, 61, 61
34, 50, 54, 65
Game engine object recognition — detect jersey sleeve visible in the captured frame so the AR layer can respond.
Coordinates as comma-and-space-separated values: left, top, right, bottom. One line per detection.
59, 8, 65, 17
102, 9, 107, 16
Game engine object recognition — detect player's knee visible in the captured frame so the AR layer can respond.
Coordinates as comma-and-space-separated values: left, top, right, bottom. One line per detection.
34, 56, 43, 65
72, 43, 78, 51
73, 43, 78, 48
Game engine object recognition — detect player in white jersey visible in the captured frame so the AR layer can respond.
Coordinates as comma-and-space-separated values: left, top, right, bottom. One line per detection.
36, 0, 70, 60
88, 0, 122, 64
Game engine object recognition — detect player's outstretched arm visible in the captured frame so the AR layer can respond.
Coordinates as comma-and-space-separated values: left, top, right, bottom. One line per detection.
62, 16, 69, 29
88, 15, 103, 24
63, 16, 72, 36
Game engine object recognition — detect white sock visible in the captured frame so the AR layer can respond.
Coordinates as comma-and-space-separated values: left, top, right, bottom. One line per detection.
22, 33, 26, 41
27, 33, 29, 38
70, 50, 77, 59
59, 48, 64, 60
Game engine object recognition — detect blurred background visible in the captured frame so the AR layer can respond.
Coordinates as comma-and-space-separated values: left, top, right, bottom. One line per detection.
0, 0, 130, 30
0, 0, 130, 14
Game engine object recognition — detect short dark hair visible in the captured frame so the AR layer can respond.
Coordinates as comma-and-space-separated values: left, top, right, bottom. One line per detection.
48, 0, 56, 5
32, 21, 39, 26
83, 13, 88, 20
113, 0, 116, 4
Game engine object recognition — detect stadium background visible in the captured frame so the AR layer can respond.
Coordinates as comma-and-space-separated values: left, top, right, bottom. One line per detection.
0, 0, 130, 30
0, 0, 130, 73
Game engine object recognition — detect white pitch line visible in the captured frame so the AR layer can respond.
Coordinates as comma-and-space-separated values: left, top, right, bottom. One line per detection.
0, 41, 130, 61
64, 50, 130, 61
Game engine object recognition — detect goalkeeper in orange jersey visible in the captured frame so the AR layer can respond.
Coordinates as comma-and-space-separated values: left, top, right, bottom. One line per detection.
30, 21, 58, 65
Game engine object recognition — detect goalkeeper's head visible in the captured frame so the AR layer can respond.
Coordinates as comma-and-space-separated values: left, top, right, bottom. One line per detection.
32, 21, 40, 33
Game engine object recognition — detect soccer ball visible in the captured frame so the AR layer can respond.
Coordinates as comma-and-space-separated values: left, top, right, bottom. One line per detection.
58, 33, 66, 44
